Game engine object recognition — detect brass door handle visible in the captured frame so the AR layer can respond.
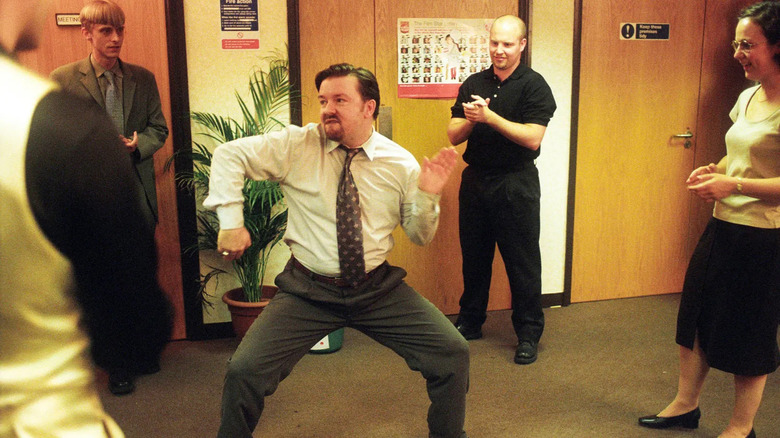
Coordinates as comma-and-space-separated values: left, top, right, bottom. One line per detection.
673, 130, 693, 148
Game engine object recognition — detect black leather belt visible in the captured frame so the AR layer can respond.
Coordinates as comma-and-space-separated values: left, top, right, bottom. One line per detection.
290, 257, 383, 287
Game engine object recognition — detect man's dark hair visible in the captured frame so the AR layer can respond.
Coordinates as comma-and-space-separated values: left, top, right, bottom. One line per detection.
315, 63, 380, 119
739, 1, 780, 64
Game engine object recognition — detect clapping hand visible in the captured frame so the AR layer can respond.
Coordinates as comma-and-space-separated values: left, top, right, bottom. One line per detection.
462, 95, 492, 124
419, 147, 459, 195
686, 163, 734, 202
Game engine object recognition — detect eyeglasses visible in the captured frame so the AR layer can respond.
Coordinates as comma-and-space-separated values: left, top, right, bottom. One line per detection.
731, 39, 765, 53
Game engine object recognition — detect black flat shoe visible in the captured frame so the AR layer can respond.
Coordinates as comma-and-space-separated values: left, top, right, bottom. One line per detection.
747, 429, 756, 438
638, 407, 700, 429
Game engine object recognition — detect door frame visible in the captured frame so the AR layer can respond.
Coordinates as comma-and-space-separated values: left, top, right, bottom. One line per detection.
563, 1, 582, 307
165, 0, 227, 339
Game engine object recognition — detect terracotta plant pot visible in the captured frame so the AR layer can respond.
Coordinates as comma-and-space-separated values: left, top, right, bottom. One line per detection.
221, 286, 278, 339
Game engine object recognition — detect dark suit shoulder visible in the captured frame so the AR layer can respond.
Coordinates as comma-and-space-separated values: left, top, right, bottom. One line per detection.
49, 58, 95, 101
119, 60, 156, 80
49, 58, 88, 81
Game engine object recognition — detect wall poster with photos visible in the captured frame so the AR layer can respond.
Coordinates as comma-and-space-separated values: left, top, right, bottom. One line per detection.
397, 18, 493, 99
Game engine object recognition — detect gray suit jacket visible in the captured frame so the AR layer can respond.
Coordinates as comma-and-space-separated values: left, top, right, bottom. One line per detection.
51, 57, 169, 221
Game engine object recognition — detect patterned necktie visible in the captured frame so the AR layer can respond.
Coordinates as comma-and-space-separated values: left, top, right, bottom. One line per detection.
104, 70, 124, 133
336, 145, 365, 287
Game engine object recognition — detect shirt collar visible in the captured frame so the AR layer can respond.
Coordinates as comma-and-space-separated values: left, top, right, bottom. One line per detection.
90, 54, 123, 79
491, 63, 526, 83
324, 127, 378, 161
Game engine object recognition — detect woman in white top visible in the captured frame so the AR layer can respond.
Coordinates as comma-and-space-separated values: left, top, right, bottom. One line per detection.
639, 2, 780, 438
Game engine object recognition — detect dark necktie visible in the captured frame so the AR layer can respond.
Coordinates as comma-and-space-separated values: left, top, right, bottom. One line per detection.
104, 70, 124, 133
336, 145, 365, 287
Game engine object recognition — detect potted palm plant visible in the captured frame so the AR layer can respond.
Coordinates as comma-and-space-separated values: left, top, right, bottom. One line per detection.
170, 53, 296, 337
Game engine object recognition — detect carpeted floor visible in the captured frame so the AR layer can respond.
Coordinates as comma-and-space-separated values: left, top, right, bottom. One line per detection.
98, 294, 780, 437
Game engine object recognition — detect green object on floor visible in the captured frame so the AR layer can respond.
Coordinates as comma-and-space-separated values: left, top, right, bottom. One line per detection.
309, 328, 344, 354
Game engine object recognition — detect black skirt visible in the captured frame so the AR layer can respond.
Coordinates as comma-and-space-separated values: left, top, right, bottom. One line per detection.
676, 218, 780, 376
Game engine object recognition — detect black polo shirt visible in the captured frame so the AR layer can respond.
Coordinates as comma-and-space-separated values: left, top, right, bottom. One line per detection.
451, 64, 556, 169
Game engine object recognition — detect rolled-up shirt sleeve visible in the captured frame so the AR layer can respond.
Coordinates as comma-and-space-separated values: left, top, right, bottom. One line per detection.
401, 177, 441, 246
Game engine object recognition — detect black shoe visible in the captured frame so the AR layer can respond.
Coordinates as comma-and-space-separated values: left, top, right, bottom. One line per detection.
108, 370, 135, 396
747, 429, 756, 438
638, 407, 700, 429
455, 322, 482, 340
514, 340, 537, 364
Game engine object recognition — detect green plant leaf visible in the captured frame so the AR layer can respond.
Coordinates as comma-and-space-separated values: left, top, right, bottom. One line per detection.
166, 50, 297, 303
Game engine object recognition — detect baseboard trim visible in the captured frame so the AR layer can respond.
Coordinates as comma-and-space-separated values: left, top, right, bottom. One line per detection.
542, 292, 565, 308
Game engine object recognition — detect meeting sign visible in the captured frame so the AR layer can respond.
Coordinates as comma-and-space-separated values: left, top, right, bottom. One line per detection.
620, 23, 670, 40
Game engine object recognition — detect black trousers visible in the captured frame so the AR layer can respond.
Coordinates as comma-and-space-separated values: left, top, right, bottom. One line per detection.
217, 261, 470, 438
457, 164, 544, 343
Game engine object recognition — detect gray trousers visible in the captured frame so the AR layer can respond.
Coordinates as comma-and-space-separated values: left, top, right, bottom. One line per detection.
217, 261, 470, 438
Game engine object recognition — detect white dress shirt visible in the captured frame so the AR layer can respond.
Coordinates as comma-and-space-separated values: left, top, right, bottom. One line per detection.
203, 123, 441, 276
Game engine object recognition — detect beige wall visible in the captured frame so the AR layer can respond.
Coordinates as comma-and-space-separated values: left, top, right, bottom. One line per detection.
532, 1, 574, 294
184, 0, 290, 323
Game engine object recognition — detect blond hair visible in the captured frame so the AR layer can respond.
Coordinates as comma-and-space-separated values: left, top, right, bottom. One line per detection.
80, 0, 125, 32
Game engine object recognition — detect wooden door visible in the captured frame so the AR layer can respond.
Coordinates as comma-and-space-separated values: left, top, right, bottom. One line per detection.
17, 0, 186, 339
572, 0, 750, 302
298, 0, 375, 125
299, 0, 517, 315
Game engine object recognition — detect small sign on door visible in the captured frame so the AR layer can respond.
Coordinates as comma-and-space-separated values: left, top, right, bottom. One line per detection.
620, 23, 670, 40
55, 14, 81, 26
